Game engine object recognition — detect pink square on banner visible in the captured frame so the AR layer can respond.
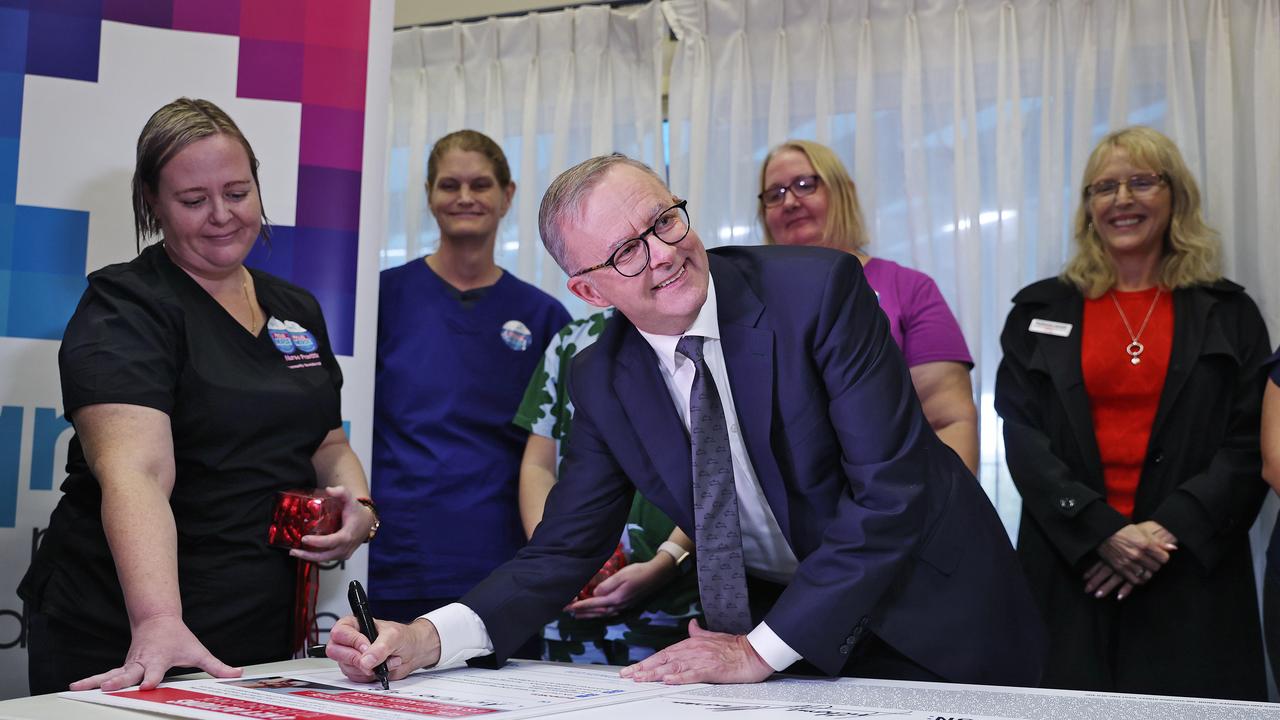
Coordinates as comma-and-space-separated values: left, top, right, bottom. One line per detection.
302, 45, 366, 110
238, 38, 303, 102
173, 0, 239, 35
301, 105, 364, 171
240, 0, 304, 42
304, 0, 369, 50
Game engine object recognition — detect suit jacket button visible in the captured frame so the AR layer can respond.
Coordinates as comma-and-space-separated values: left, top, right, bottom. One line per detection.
838, 644, 851, 655
846, 634, 858, 644
1153, 453, 1164, 464
1058, 497, 1076, 510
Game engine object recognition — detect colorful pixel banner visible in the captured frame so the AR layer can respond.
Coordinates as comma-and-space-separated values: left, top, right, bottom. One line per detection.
0, 0, 390, 699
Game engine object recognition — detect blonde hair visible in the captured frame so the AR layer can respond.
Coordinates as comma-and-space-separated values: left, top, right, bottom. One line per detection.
758, 140, 868, 252
1062, 126, 1220, 298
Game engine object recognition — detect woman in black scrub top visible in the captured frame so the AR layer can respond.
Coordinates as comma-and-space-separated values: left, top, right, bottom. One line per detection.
19, 98, 377, 695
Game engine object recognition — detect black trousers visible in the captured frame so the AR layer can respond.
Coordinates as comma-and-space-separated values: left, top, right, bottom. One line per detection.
745, 575, 945, 682
27, 611, 140, 696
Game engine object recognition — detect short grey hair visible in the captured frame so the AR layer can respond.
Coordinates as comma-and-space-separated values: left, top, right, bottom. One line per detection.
538, 153, 668, 273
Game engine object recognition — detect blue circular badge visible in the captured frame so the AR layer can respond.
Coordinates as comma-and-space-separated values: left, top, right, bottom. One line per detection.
284, 320, 317, 352
267, 317, 295, 353
501, 320, 532, 351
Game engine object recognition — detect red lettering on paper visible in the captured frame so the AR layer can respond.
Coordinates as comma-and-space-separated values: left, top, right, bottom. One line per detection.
294, 689, 498, 716
108, 688, 352, 720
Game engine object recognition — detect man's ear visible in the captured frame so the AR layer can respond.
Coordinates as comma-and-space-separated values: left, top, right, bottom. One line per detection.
567, 276, 611, 309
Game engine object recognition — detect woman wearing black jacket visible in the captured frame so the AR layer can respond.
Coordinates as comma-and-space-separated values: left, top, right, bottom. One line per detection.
995, 126, 1269, 700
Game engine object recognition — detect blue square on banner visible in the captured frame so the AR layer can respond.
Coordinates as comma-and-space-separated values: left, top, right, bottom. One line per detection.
30, 0, 100, 17
0, 7, 30, 73
245, 224, 295, 280
0, 71, 23, 136
7, 269, 85, 340
308, 284, 354, 357
26, 7, 101, 81
0, 203, 14, 269
0, 269, 9, 336
0, 137, 16, 204
14, 205, 88, 274
293, 226, 357, 295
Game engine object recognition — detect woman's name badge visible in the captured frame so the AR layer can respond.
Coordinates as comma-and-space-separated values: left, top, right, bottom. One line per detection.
1029, 319, 1073, 337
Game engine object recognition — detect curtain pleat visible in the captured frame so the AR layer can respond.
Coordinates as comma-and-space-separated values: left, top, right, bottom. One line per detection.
1035, 0, 1068, 280
1205, 0, 1239, 275
993, 3, 1025, 501
1164, 0, 1202, 181
1254, 0, 1280, 332
951, 4, 982, 376
853, 15, 876, 241
814, 3, 836, 145
901, 12, 933, 277
1069, 1, 1097, 210
1106, 0, 1132, 128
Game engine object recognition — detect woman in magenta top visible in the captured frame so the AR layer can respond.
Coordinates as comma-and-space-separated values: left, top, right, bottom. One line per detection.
758, 140, 978, 473
995, 126, 1268, 698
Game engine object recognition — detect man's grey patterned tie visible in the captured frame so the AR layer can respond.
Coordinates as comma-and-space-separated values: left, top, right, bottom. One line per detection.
676, 335, 753, 635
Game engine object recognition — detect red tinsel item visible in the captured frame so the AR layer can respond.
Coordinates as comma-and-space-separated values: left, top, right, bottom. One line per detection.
575, 543, 628, 601
268, 489, 342, 549
267, 489, 341, 654
293, 560, 320, 654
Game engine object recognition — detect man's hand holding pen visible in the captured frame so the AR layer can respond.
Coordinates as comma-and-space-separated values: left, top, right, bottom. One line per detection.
326, 615, 442, 684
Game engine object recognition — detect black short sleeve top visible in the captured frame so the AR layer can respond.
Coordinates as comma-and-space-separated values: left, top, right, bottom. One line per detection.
21, 243, 344, 663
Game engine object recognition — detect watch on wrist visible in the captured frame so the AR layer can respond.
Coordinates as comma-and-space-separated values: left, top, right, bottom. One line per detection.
355, 497, 380, 543
657, 541, 692, 573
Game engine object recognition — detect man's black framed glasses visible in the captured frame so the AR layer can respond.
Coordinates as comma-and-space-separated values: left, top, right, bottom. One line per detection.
572, 200, 690, 278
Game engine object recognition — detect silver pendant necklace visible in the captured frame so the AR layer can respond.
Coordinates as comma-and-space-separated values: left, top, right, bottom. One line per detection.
1109, 288, 1162, 365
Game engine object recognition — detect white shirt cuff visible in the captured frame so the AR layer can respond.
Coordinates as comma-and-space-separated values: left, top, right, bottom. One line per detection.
747, 622, 803, 672
421, 603, 494, 668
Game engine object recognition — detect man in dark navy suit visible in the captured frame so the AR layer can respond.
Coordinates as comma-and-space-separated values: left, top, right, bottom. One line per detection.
328, 154, 1045, 686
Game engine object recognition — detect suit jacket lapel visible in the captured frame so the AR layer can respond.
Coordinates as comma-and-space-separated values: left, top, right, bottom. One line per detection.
711, 256, 791, 539
611, 325, 694, 512
1149, 287, 1213, 442
1033, 291, 1105, 486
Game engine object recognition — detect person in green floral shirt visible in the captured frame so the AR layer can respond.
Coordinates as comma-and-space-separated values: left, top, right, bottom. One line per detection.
513, 309, 702, 664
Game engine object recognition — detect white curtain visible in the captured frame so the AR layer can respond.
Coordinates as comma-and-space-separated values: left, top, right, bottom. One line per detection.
385, 1, 668, 308
662, 0, 1280, 531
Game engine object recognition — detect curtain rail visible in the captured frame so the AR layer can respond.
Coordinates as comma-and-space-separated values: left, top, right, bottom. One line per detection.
394, 0, 653, 30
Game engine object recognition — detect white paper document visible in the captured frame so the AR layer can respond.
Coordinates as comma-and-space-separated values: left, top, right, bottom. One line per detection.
63, 660, 702, 720
553, 693, 1026, 719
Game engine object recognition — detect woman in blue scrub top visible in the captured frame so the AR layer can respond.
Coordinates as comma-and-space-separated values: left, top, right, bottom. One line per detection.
371, 131, 569, 639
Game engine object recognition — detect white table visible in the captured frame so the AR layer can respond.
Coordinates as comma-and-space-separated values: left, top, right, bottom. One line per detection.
1, 658, 1275, 720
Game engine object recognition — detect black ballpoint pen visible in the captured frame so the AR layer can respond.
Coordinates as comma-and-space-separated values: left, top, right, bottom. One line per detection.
348, 580, 390, 690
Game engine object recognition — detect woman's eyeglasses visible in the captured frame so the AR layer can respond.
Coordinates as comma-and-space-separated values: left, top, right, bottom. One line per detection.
1086, 173, 1168, 202
758, 175, 821, 208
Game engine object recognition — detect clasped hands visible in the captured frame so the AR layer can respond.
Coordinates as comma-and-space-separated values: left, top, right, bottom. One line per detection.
564, 555, 679, 619
1083, 520, 1178, 601
328, 616, 773, 685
